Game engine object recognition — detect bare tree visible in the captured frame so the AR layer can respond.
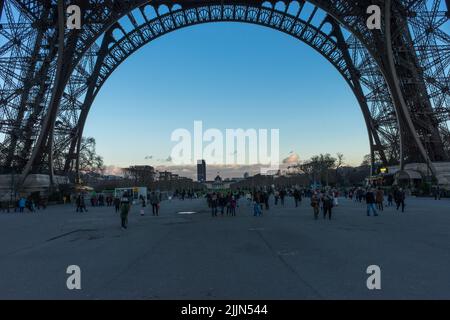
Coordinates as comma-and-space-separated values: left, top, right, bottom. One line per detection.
79, 137, 105, 175
335, 153, 345, 185
300, 154, 337, 186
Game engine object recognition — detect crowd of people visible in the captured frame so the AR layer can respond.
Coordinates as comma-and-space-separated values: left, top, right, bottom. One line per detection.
72, 190, 164, 230
67, 184, 414, 231
347, 187, 407, 215
0, 196, 47, 213
204, 187, 340, 219
202, 184, 412, 221
0, 182, 424, 232
206, 192, 239, 217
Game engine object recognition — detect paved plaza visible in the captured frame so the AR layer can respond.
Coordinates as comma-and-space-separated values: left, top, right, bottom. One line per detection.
0, 196, 449, 299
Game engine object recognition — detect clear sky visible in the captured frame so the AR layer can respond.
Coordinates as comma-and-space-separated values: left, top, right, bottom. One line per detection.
84, 22, 370, 177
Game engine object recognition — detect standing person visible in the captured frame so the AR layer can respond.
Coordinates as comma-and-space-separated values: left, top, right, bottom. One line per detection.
375, 188, 384, 211
323, 192, 333, 220
27, 198, 35, 213
76, 194, 81, 212
150, 191, 160, 216
279, 189, 286, 206
206, 193, 212, 208
39, 197, 47, 210
264, 192, 270, 210
274, 190, 280, 205
222, 194, 227, 215
120, 192, 131, 229
230, 196, 237, 217
387, 191, 393, 207
80, 194, 88, 213
311, 192, 320, 220
226, 193, 232, 216
333, 190, 339, 207
253, 199, 262, 216
18, 197, 26, 213
396, 188, 406, 212
293, 189, 301, 208
139, 195, 146, 216
366, 189, 378, 217
211, 193, 218, 217
114, 197, 120, 213
357, 188, 363, 202
246, 192, 252, 206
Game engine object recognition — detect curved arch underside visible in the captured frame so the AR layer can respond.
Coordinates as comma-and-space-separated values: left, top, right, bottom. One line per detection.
0, 0, 448, 178
59, 1, 399, 174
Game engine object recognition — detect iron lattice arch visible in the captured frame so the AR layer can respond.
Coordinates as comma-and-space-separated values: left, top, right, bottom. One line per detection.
0, 0, 449, 183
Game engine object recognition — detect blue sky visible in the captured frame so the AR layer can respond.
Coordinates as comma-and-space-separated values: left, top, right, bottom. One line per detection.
84, 22, 369, 175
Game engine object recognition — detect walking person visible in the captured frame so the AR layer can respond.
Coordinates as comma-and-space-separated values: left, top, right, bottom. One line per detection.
120, 192, 131, 229
150, 191, 160, 216
323, 192, 333, 220
395, 188, 406, 212
375, 188, 384, 211
311, 192, 320, 220
366, 189, 378, 217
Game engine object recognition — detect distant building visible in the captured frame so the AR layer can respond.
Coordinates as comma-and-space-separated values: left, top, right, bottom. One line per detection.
204, 175, 237, 190
158, 171, 172, 182
103, 175, 124, 181
154, 169, 204, 191
123, 165, 155, 184
197, 160, 206, 182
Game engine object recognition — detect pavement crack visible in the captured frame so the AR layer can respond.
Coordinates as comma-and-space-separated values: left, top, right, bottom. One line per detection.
46, 229, 98, 242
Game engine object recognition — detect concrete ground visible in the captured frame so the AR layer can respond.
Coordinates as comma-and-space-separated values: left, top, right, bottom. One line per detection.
0, 196, 449, 300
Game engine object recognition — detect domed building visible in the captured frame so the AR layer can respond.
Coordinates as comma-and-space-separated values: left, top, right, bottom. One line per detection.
204, 174, 235, 190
